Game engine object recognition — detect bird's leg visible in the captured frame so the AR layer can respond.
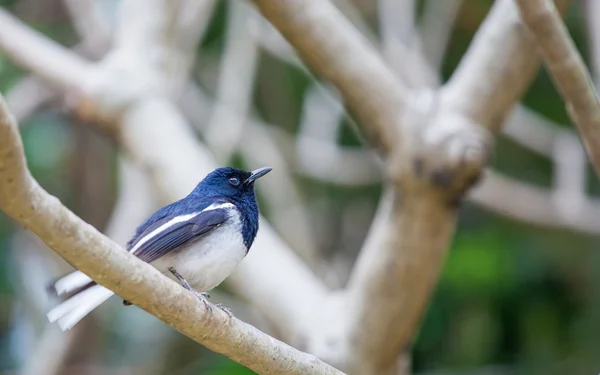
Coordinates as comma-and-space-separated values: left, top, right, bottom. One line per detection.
215, 303, 235, 318
168, 267, 212, 313
123, 300, 132, 306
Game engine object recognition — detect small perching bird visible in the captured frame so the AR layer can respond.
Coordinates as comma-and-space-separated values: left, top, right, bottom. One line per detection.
47, 166, 272, 331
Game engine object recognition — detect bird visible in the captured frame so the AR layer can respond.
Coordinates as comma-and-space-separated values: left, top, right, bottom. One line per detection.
46, 166, 272, 331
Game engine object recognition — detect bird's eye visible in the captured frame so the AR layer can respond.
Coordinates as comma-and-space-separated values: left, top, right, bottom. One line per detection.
228, 177, 240, 186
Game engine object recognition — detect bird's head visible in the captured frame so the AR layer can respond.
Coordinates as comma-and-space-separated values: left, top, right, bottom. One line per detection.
192, 166, 272, 200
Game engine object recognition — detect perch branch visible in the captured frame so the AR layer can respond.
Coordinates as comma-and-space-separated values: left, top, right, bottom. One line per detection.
0, 93, 343, 375
0, 2, 326, 345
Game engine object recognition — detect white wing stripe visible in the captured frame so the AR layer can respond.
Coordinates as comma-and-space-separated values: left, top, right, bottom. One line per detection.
129, 202, 234, 254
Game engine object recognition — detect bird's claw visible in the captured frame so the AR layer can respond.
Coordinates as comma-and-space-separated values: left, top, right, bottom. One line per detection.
216, 303, 234, 318
195, 292, 212, 313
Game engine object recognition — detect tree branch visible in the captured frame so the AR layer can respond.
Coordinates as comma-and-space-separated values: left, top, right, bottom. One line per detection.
0, 9, 94, 90
5, 76, 55, 122
470, 169, 600, 234
418, 0, 462, 72
515, 0, 600, 177
250, 0, 406, 155
62, 0, 113, 55
585, 0, 600, 84
441, 0, 573, 133
204, 0, 260, 162
378, 0, 437, 87
343, 186, 459, 375
0, 93, 343, 375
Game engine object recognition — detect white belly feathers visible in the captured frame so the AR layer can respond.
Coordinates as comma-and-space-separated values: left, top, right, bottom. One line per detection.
150, 206, 247, 292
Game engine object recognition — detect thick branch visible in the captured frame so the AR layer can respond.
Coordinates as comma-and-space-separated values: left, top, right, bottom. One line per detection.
442, 0, 572, 132
515, 0, 600, 177
344, 186, 458, 375
250, 0, 406, 155
0, 94, 342, 375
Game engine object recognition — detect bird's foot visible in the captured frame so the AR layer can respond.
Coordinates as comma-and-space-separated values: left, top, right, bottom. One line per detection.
169, 267, 212, 314
168, 267, 213, 313
123, 300, 132, 306
216, 303, 234, 318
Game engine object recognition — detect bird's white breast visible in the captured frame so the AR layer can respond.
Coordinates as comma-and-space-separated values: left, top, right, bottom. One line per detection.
150, 208, 247, 292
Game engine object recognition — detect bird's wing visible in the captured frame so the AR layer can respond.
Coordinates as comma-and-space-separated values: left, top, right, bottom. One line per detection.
126, 197, 214, 250
128, 204, 231, 264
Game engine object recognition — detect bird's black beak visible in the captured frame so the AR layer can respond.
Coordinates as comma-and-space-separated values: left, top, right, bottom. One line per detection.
245, 167, 272, 185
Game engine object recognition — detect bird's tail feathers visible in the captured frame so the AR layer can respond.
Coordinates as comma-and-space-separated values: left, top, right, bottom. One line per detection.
47, 284, 114, 331
51, 270, 93, 296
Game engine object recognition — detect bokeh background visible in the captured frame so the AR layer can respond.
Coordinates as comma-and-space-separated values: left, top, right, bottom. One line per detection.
0, 0, 599, 374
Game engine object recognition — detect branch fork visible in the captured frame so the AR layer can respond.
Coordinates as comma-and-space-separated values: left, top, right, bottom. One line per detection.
390, 89, 493, 201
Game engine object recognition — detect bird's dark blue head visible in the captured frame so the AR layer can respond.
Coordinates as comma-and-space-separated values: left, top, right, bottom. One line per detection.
191, 166, 272, 200
190, 166, 271, 249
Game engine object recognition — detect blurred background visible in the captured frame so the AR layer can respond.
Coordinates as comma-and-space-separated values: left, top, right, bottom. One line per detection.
0, 0, 599, 374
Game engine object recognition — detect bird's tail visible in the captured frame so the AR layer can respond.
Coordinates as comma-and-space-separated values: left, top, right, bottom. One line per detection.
47, 271, 114, 331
